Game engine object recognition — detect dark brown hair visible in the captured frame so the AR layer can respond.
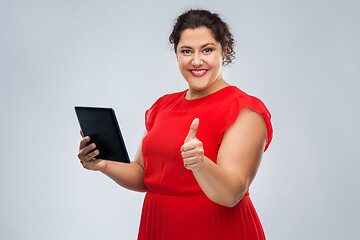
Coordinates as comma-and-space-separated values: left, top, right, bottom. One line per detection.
169, 9, 235, 66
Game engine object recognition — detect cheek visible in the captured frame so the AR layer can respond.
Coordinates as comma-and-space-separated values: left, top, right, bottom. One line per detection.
177, 61, 189, 78
208, 57, 223, 70
205, 52, 222, 65
178, 59, 190, 70
178, 61, 186, 71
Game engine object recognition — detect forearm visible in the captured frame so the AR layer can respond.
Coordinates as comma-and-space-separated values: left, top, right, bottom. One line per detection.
101, 161, 147, 192
192, 157, 248, 207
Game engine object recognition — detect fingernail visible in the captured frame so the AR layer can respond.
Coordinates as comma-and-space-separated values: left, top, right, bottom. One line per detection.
91, 143, 95, 148
94, 150, 99, 154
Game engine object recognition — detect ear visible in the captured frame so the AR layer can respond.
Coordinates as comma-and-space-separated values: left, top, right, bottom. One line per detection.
222, 45, 228, 61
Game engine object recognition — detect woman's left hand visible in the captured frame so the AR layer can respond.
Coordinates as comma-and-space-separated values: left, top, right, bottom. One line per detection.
181, 118, 205, 171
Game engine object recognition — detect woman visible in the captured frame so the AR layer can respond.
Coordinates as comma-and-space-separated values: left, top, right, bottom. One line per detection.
78, 9, 273, 240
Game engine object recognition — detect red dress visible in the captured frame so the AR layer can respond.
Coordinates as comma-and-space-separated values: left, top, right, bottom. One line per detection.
138, 86, 273, 240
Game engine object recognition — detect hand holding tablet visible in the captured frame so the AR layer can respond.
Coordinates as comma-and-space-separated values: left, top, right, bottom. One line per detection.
77, 134, 109, 171
75, 106, 130, 164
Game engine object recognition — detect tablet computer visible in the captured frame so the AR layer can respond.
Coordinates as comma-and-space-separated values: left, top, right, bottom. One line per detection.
74, 106, 130, 163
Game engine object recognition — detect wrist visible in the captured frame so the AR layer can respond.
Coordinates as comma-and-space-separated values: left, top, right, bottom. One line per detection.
100, 160, 109, 173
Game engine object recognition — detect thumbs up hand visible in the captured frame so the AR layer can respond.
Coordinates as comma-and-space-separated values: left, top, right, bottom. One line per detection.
181, 118, 205, 171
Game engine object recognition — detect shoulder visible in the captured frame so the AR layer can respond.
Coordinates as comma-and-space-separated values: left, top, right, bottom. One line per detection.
213, 86, 266, 112
219, 86, 273, 151
149, 89, 187, 108
226, 86, 270, 113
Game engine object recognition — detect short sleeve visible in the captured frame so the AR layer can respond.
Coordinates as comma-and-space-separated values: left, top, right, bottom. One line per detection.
145, 95, 165, 132
220, 95, 273, 152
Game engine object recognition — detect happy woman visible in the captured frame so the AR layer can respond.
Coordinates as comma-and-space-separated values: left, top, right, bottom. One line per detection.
78, 9, 273, 240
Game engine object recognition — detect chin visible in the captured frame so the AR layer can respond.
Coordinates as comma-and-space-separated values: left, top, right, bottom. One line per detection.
187, 81, 211, 91
193, 85, 210, 91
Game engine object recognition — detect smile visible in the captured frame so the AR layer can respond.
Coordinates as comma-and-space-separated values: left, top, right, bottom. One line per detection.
190, 69, 208, 77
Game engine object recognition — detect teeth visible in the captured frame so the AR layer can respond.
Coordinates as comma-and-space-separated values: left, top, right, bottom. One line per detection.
191, 70, 207, 74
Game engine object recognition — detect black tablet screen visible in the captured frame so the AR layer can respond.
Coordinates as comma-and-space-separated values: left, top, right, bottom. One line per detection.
75, 106, 130, 163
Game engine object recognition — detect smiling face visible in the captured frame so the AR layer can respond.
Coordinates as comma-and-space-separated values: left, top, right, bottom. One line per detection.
176, 27, 227, 99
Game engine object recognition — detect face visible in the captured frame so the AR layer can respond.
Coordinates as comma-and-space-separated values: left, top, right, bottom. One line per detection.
176, 27, 225, 95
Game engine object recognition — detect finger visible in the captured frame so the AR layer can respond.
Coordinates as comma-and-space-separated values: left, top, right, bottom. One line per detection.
181, 148, 202, 159
80, 130, 84, 137
85, 149, 99, 161
181, 141, 197, 152
78, 143, 96, 159
184, 118, 199, 143
183, 156, 200, 165
183, 161, 199, 170
80, 148, 99, 162
79, 136, 90, 150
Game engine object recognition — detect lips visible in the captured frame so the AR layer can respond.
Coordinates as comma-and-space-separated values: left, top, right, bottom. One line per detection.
190, 69, 208, 77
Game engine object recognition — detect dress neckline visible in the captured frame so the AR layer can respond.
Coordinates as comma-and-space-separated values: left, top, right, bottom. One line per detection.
183, 85, 235, 103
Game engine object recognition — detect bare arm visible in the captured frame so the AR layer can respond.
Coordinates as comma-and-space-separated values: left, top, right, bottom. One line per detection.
181, 108, 267, 207
78, 131, 147, 192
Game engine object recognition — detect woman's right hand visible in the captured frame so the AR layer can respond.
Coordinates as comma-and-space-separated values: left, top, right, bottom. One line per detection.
78, 131, 108, 172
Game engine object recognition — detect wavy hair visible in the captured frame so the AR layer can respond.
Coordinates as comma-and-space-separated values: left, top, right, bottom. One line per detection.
169, 9, 235, 66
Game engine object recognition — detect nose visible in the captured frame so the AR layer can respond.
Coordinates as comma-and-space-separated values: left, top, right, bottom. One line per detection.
192, 53, 203, 67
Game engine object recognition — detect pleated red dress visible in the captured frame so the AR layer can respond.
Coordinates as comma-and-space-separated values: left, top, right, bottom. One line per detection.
138, 86, 273, 240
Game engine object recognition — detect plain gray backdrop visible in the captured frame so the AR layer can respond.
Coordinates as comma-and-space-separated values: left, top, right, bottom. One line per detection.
1, 0, 359, 239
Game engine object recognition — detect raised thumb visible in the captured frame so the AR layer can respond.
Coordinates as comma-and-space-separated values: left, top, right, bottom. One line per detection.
185, 118, 199, 142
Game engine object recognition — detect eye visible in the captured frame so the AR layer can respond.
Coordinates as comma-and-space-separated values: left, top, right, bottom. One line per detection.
181, 49, 192, 55
203, 48, 213, 54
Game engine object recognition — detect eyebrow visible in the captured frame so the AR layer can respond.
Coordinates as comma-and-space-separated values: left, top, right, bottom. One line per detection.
179, 43, 216, 49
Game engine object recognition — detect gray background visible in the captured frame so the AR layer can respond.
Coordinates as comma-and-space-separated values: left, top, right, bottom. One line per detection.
1, 0, 359, 239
